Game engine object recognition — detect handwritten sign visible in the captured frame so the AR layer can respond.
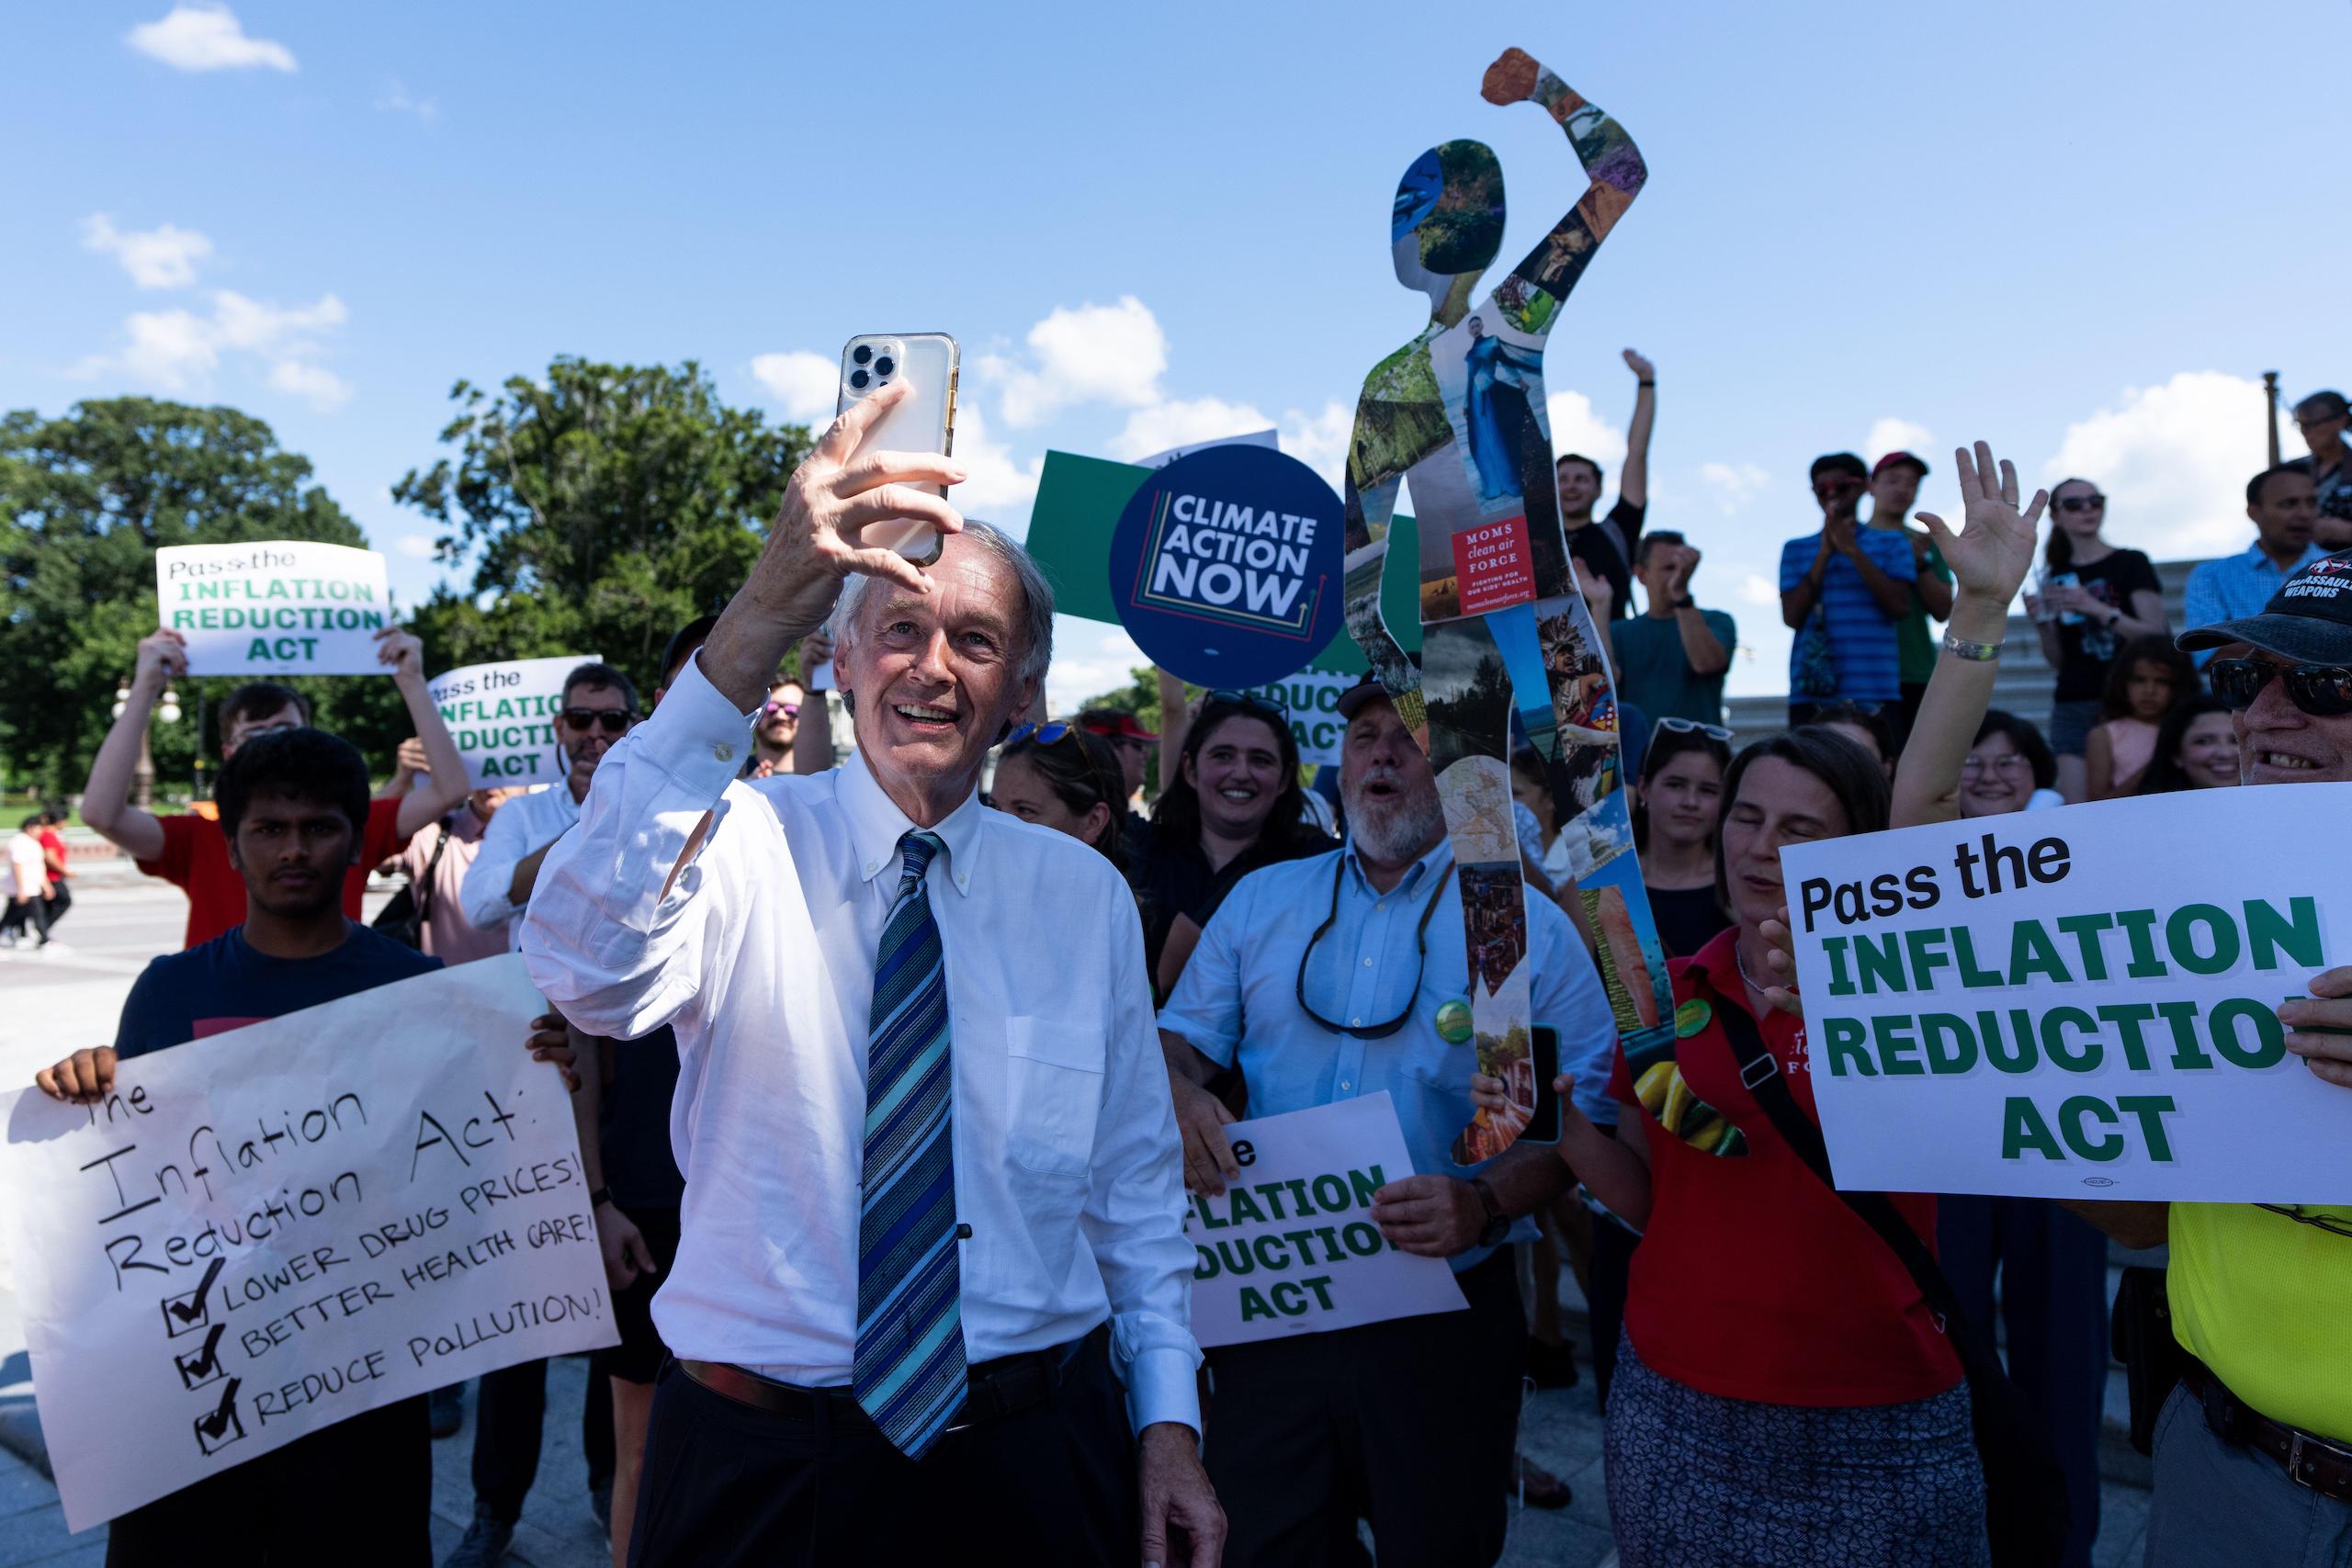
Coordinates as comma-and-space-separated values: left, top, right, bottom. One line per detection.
0, 957, 616, 1531
155, 541, 393, 675
1185, 1094, 1467, 1347
1782, 786, 2352, 1201
426, 655, 598, 790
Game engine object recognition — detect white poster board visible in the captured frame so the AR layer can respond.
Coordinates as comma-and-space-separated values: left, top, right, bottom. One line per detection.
1229, 670, 1356, 766
426, 655, 599, 791
0, 957, 616, 1531
1185, 1093, 1467, 1347
1781, 785, 2352, 1201
155, 541, 393, 675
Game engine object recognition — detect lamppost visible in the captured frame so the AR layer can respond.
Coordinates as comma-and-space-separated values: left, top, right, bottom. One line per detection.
111, 680, 181, 809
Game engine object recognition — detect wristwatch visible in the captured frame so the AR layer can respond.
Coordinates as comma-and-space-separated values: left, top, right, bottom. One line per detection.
1670, 596, 1697, 610
1468, 1177, 1510, 1247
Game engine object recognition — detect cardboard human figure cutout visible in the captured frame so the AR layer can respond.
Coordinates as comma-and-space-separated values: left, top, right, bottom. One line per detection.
1344, 50, 1733, 1163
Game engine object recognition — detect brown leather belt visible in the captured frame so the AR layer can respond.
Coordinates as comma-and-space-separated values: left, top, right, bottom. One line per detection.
2182, 1356, 2352, 1503
678, 1324, 1105, 1432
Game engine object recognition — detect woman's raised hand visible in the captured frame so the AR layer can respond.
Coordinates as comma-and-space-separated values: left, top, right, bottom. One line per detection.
1915, 441, 2045, 606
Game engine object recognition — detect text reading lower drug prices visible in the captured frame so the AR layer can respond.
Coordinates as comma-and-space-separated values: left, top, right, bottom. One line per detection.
1782, 786, 2352, 1202
0, 958, 616, 1532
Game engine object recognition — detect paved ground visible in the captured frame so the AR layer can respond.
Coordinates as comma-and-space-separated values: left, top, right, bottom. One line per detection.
0, 873, 2154, 1567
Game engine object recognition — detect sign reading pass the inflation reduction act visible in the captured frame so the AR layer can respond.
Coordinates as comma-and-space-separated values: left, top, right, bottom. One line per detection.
155, 541, 393, 675
1782, 785, 2352, 1202
426, 656, 600, 791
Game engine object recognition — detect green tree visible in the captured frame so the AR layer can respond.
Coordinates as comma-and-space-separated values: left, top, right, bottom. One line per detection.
0, 398, 376, 795
394, 358, 815, 687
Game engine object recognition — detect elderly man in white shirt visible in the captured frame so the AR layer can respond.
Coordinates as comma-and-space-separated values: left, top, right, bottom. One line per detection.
522, 382, 1222, 1568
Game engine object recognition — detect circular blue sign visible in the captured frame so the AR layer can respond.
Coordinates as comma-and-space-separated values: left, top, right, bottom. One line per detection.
1104, 444, 1346, 689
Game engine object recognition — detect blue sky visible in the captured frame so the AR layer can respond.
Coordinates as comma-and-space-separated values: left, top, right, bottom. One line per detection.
6, 1, 2346, 706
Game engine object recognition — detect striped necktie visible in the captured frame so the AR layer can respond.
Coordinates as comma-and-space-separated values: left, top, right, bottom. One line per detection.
854, 829, 968, 1458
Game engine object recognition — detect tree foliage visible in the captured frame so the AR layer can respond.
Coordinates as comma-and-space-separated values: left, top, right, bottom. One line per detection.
0, 398, 379, 795
395, 358, 814, 686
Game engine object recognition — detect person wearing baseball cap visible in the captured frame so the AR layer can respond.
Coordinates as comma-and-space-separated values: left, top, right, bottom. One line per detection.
1866, 450, 1956, 730
2126, 554, 2352, 1561
2287, 389, 2352, 550
1078, 705, 1160, 861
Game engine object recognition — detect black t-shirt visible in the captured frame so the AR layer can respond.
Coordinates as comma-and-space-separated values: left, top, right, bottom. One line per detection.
115, 922, 439, 1058
1648, 883, 1731, 963
1568, 498, 1645, 621
2050, 547, 2161, 702
598, 1025, 684, 1211
1136, 825, 1329, 997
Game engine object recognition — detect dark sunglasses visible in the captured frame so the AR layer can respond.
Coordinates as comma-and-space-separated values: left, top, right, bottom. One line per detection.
2206, 657, 2352, 718
1654, 716, 1732, 740
1204, 688, 1288, 717
560, 707, 635, 734
1006, 721, 1080, 747
2056, 493, 2107, 513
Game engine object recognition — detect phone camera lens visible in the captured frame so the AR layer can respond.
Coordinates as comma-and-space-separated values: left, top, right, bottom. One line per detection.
849, 368, 870, 389
875, 355, 895, 377
852, 344, 873, 366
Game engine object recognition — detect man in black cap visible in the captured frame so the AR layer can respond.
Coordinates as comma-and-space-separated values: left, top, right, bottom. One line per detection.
2115, 556, 2352, 1563
2287, 389, 2352, 551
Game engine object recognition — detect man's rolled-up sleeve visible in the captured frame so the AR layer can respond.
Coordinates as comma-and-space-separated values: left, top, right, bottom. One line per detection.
1087, 889, 1203, 1436
459, 802, 531, 933
1530, 897, 1620, 1127
521, 653, 757, 1041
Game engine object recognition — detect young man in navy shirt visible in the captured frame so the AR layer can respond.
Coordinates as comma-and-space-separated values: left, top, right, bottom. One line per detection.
36, 726, 441, 1566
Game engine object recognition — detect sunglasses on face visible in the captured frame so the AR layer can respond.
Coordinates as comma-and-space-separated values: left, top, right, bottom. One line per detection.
2206, 657, 2352, 717
2296, 412, 2347, 429
763, 701, 801, 720
1654, 716, 1732, 740
560, 707, 634, 734
2056, 494, 2107, 514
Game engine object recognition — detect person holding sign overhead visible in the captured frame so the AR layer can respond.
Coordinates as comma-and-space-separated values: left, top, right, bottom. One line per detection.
1158, 673, 1611, 1567
519, 380, 1222, 1567
83, 625, 469, 949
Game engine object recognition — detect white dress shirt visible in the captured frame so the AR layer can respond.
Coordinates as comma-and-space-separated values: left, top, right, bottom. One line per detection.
459, 782, 579, 947
521, 654, 1201, 1435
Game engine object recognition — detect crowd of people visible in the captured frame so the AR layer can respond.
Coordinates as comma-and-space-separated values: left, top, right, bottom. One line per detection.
17, 369, 2352, 1568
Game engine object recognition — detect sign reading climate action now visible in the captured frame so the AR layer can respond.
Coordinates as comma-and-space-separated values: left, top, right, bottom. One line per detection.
155, 540, 394, 675
1185, 1093, 1467, 1347
427, 655, 599, 790
1783, 785, 2352, 1201
0, 958, 616, 1532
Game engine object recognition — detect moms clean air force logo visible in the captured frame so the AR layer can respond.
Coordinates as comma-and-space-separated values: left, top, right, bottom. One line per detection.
1106, 443, 1346, 688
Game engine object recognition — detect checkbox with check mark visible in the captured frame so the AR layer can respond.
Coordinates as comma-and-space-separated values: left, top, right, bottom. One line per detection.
174, 1324, 227, 1392
192, 1377, 244, 1457
161, 1258, 223, 1340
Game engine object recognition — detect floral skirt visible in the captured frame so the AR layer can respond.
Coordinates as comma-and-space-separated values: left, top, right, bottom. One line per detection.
1605, 1338, 1989, 1568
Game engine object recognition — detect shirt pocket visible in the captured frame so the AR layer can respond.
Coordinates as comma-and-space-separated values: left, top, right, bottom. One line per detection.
1004, 1016, 1105, 1180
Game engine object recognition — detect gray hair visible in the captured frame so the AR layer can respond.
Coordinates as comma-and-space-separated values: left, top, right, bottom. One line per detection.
830, 519, 1055, 688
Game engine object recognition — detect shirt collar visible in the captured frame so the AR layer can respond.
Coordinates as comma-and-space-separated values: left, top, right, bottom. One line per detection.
1340, 831, 1453, 897
836, 748, 982, 897
1684, 922, 1742, 990
2241, 539, 2321, 573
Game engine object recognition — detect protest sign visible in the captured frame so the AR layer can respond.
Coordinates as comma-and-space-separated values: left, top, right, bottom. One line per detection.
1184, 1093, 1467, 1347
1230, 670, 1356, 766
0, 956, 616, 1531
1105, 444, 1346, 689
1781, 785, 2352, 1202
155, 541, 394, 675
426, 655, 599, 790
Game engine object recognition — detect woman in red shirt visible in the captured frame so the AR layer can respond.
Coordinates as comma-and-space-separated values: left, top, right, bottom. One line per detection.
1550, 727, 1985, 1566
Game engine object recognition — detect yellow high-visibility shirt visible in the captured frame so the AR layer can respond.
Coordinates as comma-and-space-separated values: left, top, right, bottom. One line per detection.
2169, 1201, 2352, 1443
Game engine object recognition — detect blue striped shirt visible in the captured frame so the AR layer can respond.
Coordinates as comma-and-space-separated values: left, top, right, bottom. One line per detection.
2182, 539, 2325, 664
1780, 527, 1912, 703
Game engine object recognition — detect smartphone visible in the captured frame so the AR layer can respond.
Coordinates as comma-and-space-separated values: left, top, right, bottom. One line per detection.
1522, 1024, 1565, 1146
837, 333, 958, 567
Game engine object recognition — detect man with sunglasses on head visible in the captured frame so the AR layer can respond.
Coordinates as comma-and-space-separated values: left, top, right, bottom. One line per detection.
2183, 465, 2324, 666
459, 661, 640, 950
2285, 389, 2352, 551
83, 625, 470, 948
2075, 554, 2352, 1563
1610, 529, 1736, 733
1157, 674, 1612, 1567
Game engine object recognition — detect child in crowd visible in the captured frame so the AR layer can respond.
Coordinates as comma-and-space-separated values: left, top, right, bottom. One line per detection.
2084, 635, 2196, 799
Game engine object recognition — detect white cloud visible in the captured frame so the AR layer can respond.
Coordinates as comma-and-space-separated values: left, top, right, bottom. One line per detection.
374, 79, 436, 124
2044, 371, 2277, 560
80, 214, 212, 289
947, 400, 1045, 513
985, 297, 1168, 427
87, 288, 350, 407
125, 5, 295, 72
391, 533, 437, 559
1737, 571, 1780, 607
266, 358, 352, 411
1865, 417, 1933, 465
1280, 400, 1353, 491
1699, 459, 1773, 515
748, 350, 841, 421
1544, 388, 1627, 471
1043, 622, 1147, 715
1106, 396, 1271, 463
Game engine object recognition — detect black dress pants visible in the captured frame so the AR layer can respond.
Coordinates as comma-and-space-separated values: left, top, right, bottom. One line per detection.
1205, 1248, 1527, 1568
105, 1394, 430, 1566
470, 1356, 615, 1523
